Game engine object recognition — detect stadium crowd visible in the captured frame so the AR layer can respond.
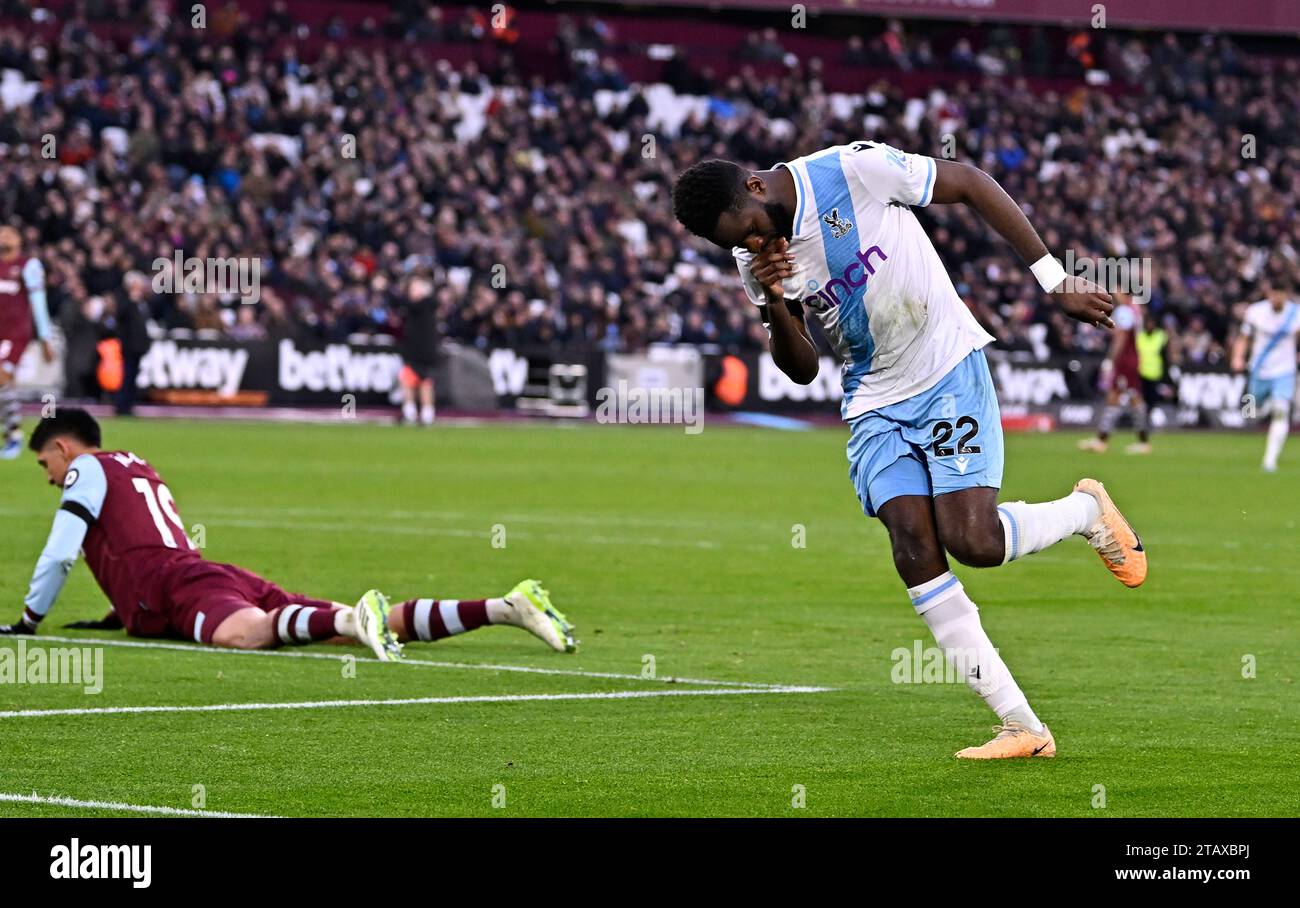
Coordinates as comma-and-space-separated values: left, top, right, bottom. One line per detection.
1, 0, 1298, 398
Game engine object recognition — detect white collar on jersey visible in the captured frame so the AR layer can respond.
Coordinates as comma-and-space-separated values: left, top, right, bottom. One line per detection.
777, 162, 808, 241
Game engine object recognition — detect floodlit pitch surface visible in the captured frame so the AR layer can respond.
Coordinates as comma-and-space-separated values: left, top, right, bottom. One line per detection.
1, 418, 1296, 817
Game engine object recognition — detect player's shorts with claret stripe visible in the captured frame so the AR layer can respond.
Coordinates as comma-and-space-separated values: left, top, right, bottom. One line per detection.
1113, 352, 1142, 395
0, 334, 30, 373
847, 348, 1004, 518
123, 559, 338, 644
1248, 372, 1296, 406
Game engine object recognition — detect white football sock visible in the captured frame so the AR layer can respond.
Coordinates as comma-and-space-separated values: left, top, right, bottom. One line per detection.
908, 572, 1044, 732
996, 492, 1100, 563
483, 597, 511, 625
420, 404, 435, 425
1264, 411, 1289, 470
402, 401, 417, 423
334, 608, 356, 636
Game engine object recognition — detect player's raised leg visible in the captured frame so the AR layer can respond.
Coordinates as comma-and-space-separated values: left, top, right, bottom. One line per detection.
878, 490, 1054, 758
387, 579, 577, 653
935, 483, 1146, 588
920, 352, 1146, 587
936, 486, 1095, 569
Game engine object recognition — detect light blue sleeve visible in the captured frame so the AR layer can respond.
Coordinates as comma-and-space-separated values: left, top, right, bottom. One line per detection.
22, 509, 89, 622
21, 455, 107, 624
21, 258, 52, 341
60, 453, 108, 521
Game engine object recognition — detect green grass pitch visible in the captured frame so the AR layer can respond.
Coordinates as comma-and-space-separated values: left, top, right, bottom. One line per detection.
1, 417, 1297, 817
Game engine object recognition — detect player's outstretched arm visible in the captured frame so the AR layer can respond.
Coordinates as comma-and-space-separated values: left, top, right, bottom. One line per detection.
7, 454, 106, 635
2, 508, 91, 634
929, 160, 1115, 329
752, 238, 820, 384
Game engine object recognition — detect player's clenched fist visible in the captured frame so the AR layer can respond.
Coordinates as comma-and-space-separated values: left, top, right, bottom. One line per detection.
751, 237, 797, 302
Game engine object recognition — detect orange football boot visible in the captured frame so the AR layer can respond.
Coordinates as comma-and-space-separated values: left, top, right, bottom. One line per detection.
955, 721, 1056, 759
1074, 478, 1147, 588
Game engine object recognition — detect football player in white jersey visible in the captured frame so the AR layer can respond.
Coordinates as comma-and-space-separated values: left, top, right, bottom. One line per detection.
673, 143, 1147, 759
1231, 285, 1300, 472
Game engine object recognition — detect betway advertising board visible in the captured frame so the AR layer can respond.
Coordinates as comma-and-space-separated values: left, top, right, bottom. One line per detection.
137, 337, 403, 405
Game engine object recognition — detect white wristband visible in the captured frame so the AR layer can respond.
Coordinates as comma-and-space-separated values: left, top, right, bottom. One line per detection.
1030, 254, 1067, 293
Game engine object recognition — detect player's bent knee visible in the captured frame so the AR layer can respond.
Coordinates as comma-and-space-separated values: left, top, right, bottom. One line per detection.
210, 607, 274, 649
942, 534, 1003, 569
935, 506, 1005, 569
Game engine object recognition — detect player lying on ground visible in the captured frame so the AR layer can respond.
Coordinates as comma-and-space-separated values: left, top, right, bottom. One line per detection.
0, 226, 54, 460
1078, 291, 1153, 455
0, 409, 577, 659
1230, 283, 1298, 473
673, 144, 1146, 759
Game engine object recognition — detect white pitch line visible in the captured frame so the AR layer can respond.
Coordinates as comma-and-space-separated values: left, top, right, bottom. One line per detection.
209, 516, 721, 550
0, 792, 279, 818
0, 686, 834, 719
204, 504, 730, 531
19, 634, 795, 690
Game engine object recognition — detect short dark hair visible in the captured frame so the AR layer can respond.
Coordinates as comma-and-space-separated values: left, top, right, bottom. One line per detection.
28, 407, 102, 451
672, 159, 748, 240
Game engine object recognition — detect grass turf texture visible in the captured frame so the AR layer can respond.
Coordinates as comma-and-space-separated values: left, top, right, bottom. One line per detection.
1, 418, 1297, 817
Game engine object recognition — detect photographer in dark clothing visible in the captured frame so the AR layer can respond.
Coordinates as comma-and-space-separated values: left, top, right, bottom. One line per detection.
397, 275, 440, 425
112, 272, 155, 416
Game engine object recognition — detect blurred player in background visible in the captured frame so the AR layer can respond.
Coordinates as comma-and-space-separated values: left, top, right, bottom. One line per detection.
1232, 285, 1299, 472
0, 226, 54, 459
398, 275, 439, 426
674, 143, 1146, 759
1078, 292, 1152, 454
0, 409, 577, 657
